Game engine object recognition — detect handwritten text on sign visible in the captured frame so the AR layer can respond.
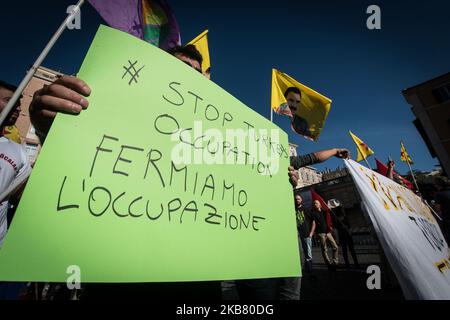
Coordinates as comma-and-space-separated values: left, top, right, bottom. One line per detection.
0, 26, 300, 282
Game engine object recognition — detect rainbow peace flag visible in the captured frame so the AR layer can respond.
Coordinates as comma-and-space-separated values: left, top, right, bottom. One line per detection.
88, 0, 181, 50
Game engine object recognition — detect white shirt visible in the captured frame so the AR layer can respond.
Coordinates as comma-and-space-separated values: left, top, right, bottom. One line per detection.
0, 136, 31, 246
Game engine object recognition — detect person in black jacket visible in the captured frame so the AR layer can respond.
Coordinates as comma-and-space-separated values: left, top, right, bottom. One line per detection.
333, 205, 360, 268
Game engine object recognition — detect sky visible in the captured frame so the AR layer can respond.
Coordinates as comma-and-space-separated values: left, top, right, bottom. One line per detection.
1, 0, 450, 175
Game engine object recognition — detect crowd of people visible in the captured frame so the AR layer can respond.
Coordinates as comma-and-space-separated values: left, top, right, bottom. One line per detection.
0, 42, 448, 300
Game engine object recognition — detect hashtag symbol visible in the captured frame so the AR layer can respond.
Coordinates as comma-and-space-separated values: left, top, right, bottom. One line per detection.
122, 60, 145, 86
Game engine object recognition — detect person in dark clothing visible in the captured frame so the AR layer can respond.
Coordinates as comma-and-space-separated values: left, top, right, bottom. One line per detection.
333, 205, 359, 268
311, 200, 339, 268
296, 194, 315, 273
272, 194, 316, 300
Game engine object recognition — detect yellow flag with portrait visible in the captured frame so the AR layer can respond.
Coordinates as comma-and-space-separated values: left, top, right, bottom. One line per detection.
271, 69, 331, 141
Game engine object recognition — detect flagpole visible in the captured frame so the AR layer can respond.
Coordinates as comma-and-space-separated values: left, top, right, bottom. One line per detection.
363, 157, 372, 170
0, 0, 85, 127
423, 200, 443, 221
406, 159, 420, 192
270, 108, 273, 122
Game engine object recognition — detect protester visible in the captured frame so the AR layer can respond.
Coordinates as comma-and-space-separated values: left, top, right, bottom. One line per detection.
311, 200, 339, 269
168, 44, 203, 74
333, 204, 359, 269
296, 194, 315, 274
386, 160, 406, 187
0, 80, 31, 300
0, 80, 31, 246
271, 194, 315, 300
240, 150, 349, 300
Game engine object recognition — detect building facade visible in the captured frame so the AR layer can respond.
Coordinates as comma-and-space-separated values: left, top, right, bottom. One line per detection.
15, 66, 63, 164
403, 72, 450, 176
322, 167, 348, 182
297, 166, 323, 188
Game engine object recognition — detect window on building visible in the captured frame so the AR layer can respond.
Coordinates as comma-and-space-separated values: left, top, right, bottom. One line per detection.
432, 84, 450, 103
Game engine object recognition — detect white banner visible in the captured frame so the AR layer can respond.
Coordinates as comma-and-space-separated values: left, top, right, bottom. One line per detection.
345, 159, 450, 300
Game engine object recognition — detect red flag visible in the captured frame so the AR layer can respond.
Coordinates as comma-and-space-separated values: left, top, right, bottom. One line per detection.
375, 158, 414, 190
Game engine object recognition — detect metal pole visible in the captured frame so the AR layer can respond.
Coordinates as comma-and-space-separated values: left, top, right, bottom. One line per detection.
0, 0, 85, 127
423, 200, 443, 222
363, 157, 372, 170
407, 159, 420, 192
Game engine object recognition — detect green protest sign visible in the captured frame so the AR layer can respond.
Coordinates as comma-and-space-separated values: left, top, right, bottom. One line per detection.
0, 25, 300, 282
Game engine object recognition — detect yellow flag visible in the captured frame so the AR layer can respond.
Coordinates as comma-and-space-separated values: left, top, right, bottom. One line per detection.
188, 29, 211, 78
271, 69, 332, 141
400, 141, 413, 164
2, 125, 21, 144
349, 131, 374, 162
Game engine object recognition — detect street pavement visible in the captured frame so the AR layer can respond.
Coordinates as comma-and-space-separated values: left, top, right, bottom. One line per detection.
222, 245, 404, 300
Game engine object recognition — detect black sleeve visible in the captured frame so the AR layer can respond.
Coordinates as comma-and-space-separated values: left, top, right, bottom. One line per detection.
290, 153, 319, 169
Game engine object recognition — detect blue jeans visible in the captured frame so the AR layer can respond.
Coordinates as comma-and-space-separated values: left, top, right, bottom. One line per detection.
301, 236, 313, 274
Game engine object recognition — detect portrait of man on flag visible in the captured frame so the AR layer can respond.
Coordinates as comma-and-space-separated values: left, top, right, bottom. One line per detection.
271, 69, 332, 141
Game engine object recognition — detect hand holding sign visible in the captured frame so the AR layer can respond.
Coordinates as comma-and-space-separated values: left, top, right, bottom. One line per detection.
30, 76, 91, 141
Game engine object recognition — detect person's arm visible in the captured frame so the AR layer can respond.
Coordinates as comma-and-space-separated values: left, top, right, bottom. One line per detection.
314, 148, 349, 163
290, 148, 349, 169
309, 220, 316, 238
290, 153, 318, 169
387, 161, 395, 180
29, 76, 91, 143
